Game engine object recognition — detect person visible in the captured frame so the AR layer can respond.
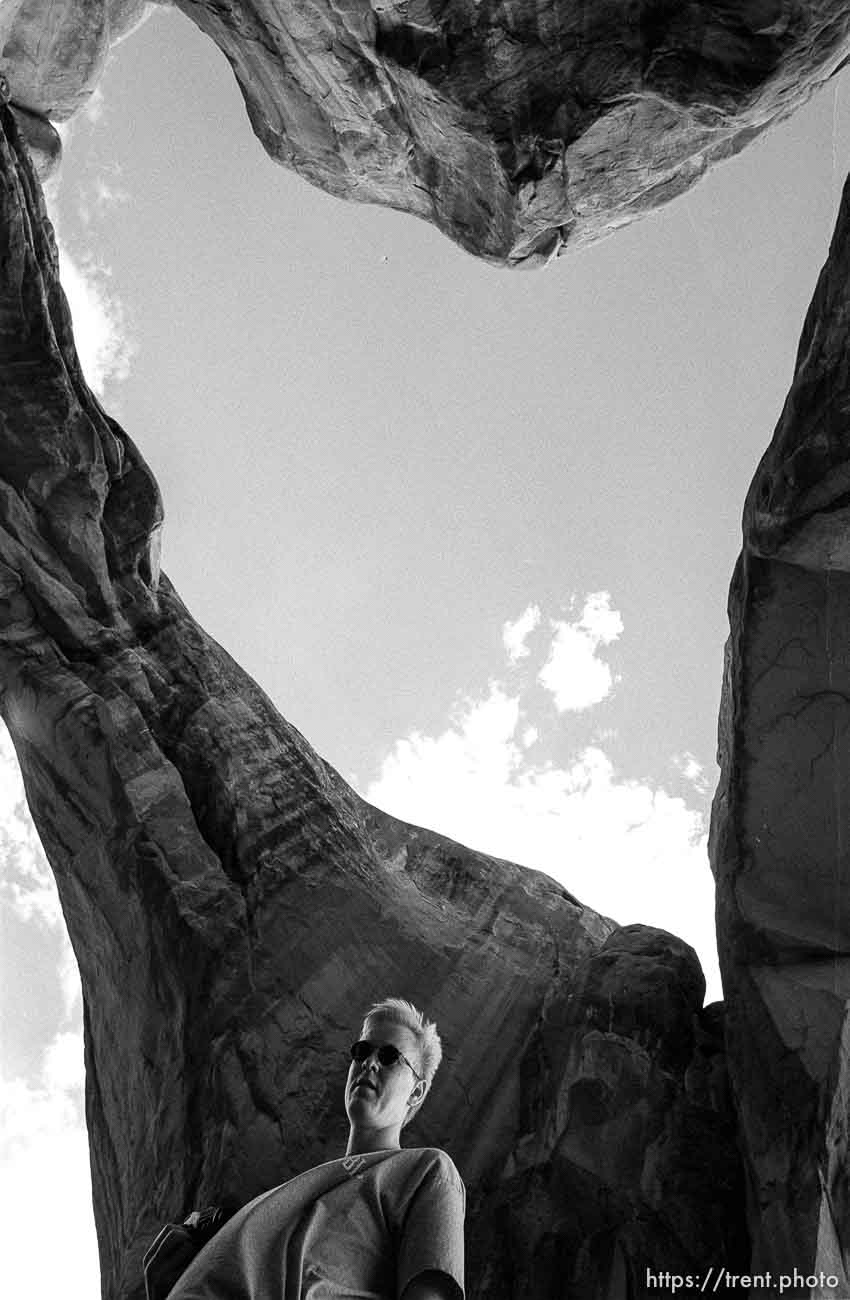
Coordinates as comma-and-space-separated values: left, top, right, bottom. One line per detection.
160, 997, 465, 1300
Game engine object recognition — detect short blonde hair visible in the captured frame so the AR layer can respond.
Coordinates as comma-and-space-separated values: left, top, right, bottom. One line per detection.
364, 996, 443, 1088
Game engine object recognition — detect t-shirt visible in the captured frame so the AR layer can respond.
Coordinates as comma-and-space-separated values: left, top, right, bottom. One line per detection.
167, 1147, 465, 1300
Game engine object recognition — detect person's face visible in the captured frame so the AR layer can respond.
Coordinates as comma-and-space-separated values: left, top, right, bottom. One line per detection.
345, 1015, 426, 1135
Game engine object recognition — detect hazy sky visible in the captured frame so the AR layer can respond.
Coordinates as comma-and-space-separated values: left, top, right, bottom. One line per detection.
2, 4, 850, 1294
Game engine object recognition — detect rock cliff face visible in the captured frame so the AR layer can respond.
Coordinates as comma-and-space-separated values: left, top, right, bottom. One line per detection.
710, 173, 850, 1288
0, 0, 148, 176
0, 102, 749, 1298
2, 1, 850, 258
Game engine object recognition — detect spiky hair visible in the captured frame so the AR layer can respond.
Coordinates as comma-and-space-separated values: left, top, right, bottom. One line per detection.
364, 996, 443, 1088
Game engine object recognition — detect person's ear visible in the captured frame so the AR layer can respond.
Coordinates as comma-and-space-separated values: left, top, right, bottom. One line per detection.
409, 1080, 427, 1108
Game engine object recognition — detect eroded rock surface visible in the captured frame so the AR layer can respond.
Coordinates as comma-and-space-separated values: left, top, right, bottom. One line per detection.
2, 0, 850, 258
0, 0, 148, 176
467, 930, 746, 1296
710, 176, 850, 1291
0, 105, 746, 1298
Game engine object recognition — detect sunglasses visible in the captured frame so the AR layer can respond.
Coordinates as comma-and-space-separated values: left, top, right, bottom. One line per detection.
350, 1039, 423, 1080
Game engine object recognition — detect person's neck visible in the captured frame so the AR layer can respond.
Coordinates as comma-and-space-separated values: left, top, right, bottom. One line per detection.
345, 1125, 402, 1156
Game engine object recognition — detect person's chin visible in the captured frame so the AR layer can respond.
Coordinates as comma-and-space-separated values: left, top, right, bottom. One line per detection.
347, 1088, 376, 1114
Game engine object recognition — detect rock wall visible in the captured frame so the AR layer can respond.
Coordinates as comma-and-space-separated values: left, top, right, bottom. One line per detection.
0, 0, 148, 176
0, 102, 747, 1298
710, 173, 850, 1292
2, 1, 850, 257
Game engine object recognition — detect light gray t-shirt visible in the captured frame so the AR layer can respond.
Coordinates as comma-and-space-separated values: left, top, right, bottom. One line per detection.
168, 1147, 465, 1300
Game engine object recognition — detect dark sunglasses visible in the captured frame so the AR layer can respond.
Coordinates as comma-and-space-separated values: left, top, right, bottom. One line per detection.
350, 1039, 422, 1080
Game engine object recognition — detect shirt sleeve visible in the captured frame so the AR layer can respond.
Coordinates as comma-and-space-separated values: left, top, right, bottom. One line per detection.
396, 1151, 466, 1300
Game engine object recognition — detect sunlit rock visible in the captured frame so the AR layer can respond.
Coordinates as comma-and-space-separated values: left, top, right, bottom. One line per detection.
0, 0, 148, 119
1, 0, 850, 261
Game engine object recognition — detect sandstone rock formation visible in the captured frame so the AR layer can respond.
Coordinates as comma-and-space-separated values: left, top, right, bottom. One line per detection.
710, 173, 850, 1289
6, 3, 850, 1297
2, 1, 850, 258
0, 0, 149, 176
0, 102, 749, 1298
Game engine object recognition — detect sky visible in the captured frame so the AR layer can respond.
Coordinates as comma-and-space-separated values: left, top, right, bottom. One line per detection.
2, 4, 850, 1294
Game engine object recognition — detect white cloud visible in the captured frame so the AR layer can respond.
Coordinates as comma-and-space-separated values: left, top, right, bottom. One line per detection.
76, 167, 133, 229
1, 1067, 80, 1155
58, 930, 84, 1021
674, 750, 713, 795
0, 724, 63, 929
502, 604, 541, 662
94, 175, 130, 209
375, 685, 522, 808
0, 1062, 98, 1299
0, 719, 85, 1019
0, 716, 93, 1292
84, 84, 106, 125
57, 242, 135, 397
365, 602, 720, 1000
43, 1029, 86, 1095
577, 590, 625, 645
538, 591, 623, 712
43, 149, 136, 399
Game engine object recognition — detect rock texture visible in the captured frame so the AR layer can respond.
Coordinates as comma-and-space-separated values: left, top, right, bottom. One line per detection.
0, 0, 148, 177
2, 1, 850, 258
6, 1, 850, 1293
0, 103, 749, 1298
467, 930, 746, 1297
710, 176, 850, 1290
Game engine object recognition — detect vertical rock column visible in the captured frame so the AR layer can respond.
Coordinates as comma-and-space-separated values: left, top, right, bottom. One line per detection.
711, 177, 850, 1291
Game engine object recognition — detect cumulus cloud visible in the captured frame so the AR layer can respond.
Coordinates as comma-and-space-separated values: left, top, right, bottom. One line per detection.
77, 173, 132, 226
0, 725, 62, 928
0, 724, 93, 1294
0, 719, 85, 1056
57, 929, 84, 1022
0, 1055, 97, 1300
44, 117, 135, 399
502, 604, 541, 662
538, 591, 624, 712
93, 174, 130, 209
74, 163, 133, 230
0, 722, 83, 1016
1, 1061, 82, 1158
43, 1028, 86, 1095
365, 599, 720, 999
57, 242, 135, 397
367, 685, 521, 816
84, 84, 106, 125
673, 750, 713, 795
